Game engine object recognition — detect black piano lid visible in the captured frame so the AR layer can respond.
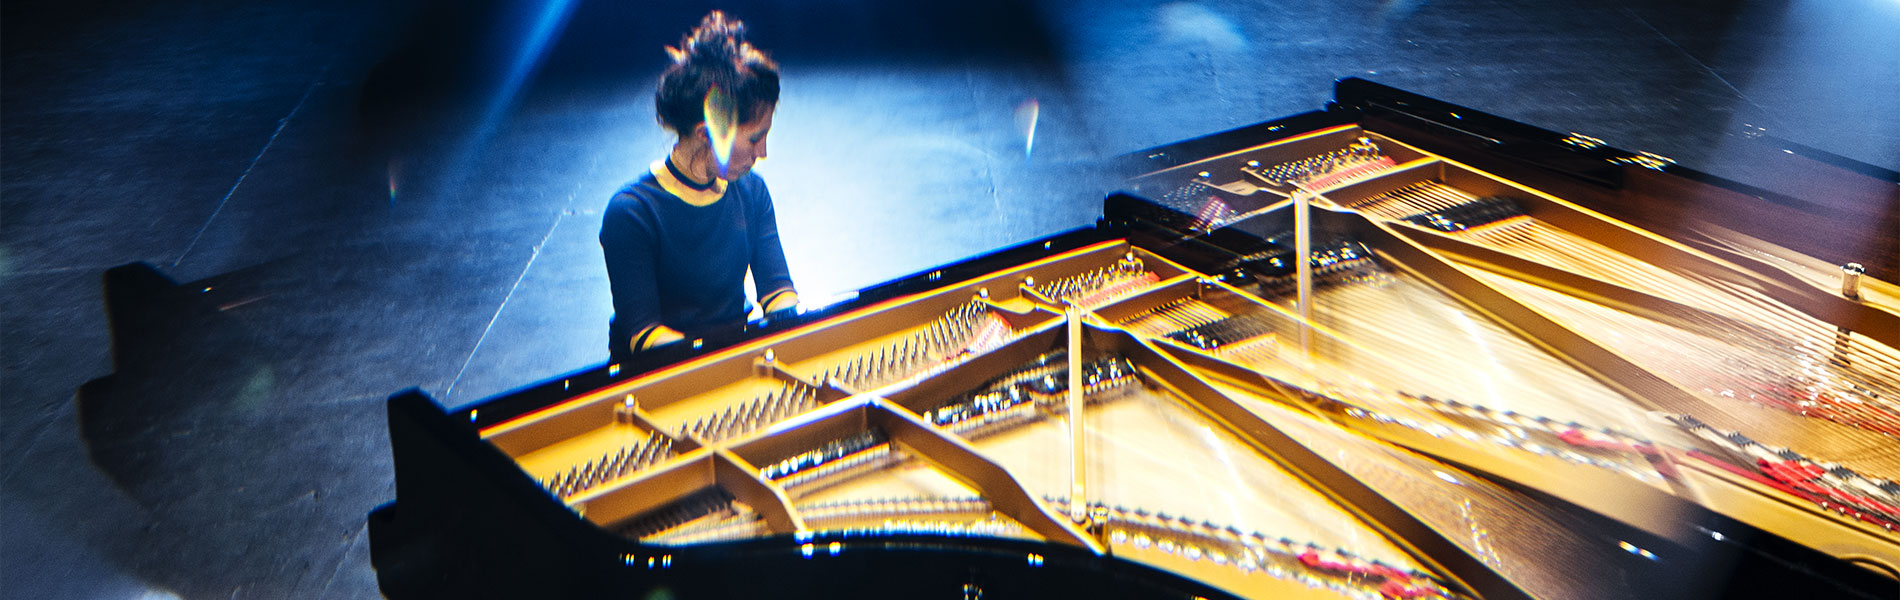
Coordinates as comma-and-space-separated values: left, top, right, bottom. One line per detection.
1333, 76, 1899, 181
1330, 77, 1896, 218
1334, 77, 1895, 185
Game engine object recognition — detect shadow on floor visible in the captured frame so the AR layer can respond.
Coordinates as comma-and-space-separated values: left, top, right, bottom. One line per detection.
74, 262, 390, 599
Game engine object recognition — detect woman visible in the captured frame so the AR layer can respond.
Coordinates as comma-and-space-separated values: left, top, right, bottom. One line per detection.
601, 12, 797, 360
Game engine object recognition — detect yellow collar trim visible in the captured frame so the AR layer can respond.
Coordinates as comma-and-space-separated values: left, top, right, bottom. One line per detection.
650, 159, 727, 207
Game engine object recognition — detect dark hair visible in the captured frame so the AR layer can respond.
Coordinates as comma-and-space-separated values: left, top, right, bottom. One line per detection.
656, 12, 780, 135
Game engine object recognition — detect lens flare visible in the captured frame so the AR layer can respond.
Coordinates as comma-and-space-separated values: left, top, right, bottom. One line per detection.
386, 158, 401, 203
1015, 99, 1040, 159
703, 85, 738, 177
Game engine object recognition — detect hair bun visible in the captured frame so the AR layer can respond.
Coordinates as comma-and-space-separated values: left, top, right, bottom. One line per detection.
654, 11, 779, 134
671, 11, 746, 69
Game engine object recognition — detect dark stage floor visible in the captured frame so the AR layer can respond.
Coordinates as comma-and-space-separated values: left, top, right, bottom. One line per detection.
4, 0, 1896, 597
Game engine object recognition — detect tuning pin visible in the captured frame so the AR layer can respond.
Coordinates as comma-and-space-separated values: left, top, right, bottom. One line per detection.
771, 390, 792, 420
748, 395, 767, 428
612, 447, 632, 478
604, 451, 622, 480
632, 438, 652, 468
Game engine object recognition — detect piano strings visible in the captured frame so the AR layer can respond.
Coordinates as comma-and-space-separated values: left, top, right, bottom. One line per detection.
1341, 181, 1900, 515
1673, 414, 1900, 531
1358, 188, 1900, 401
1475, 273, 1900, 481
1248, 393, 1653, 599
1353, 182, 1899, 433
1107, 250, 1678, 484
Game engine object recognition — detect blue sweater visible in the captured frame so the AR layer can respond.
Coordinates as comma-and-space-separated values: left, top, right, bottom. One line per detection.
600, 170, 794, 358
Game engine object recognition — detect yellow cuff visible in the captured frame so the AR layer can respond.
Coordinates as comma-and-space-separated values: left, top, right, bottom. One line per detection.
762, 289, 799, 314
633, 324, 687, 351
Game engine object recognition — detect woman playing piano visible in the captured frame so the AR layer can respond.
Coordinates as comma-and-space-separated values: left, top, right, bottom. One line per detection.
600, 11, 797, 361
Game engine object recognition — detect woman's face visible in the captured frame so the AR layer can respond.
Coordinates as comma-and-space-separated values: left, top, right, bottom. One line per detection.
712, 105, 774, 181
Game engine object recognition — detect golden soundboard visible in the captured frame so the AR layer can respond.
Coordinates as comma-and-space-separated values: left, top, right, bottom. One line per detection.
369, 80, 1900, 599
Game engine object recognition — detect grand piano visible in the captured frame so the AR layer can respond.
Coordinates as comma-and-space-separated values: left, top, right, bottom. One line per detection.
367, 79, 1900, 599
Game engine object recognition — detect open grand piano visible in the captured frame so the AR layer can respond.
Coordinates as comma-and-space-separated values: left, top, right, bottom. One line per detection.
368, 79, 1900, 599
